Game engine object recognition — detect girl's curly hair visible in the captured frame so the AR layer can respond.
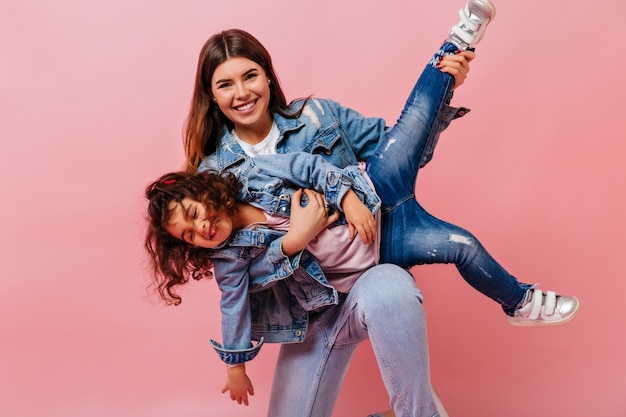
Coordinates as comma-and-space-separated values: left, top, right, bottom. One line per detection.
144, 170, 242, 305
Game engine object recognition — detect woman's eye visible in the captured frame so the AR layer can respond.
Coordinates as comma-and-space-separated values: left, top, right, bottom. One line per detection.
192, 208, 197, 219
246, 73, 257, 80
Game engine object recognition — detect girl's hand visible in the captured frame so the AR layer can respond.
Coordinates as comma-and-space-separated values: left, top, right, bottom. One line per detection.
438, 50, 475, 90
281, 189, 340, 256
341, 190, 375, 244
221, 364, 254, 406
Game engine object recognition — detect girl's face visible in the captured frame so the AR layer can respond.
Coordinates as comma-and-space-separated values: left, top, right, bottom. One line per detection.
164, 197, 233, 249
210, 56, 272, 135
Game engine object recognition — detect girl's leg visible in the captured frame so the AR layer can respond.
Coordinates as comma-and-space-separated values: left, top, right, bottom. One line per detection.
367, 0, 497, 208
379, 199, 530, 315
366, 41, 458, 207
380, 199, 580, 324
267, 264, 438, 417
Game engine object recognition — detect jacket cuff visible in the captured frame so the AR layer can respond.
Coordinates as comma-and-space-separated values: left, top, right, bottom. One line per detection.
323, 170, 354, 211
209, 337, 265, 365
440, 103, 471, 121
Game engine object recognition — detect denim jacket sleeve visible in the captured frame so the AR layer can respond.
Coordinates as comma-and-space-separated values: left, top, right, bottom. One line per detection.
326, 99, 388, 161
209, 254, 263, 365
298, 98, 467, 168
208, 230, 331, 364
246, 152, 369, 212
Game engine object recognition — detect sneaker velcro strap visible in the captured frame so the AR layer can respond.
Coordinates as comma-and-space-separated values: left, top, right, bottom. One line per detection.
458, 8, 480, 31
543, 290, 557, 315
528, 289, 544, 320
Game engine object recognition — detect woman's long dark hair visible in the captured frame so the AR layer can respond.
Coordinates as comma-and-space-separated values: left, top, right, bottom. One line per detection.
144, 170, 242, 305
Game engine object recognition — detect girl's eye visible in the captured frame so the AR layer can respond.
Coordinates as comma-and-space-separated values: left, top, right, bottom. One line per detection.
192, 208, 198, 219
216, 82, 231, 89
245, 73, 257, 80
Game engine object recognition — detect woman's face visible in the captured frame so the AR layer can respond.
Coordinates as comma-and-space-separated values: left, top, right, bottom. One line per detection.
210, 56, 272, 134
165, 197, 233, 249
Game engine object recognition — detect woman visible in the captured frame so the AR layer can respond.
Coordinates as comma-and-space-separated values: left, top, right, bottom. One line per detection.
175, 1, 508, 416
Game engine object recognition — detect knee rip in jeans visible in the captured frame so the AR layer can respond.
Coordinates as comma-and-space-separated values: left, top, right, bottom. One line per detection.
449, 233, 472, 246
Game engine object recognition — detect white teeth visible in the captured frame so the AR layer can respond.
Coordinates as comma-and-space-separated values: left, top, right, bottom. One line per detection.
235, 102, 254, 111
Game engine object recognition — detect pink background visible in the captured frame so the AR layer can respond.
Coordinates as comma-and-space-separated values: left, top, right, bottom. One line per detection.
2, 0, 625, 416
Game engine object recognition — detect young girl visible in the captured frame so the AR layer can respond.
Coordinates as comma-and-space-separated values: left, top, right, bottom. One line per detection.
144, 148, 578, 410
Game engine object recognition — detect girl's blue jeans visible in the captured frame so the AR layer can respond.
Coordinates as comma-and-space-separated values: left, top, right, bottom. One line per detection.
366, 42, 531, 314
268, 264, 439, 417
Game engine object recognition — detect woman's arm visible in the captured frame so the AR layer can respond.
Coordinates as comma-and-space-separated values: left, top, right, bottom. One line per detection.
250, 152, 371, 211
281, 189, 340, 256
251, 152, 378, 244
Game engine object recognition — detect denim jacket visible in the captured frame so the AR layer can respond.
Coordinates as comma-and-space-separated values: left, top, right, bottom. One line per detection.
205, 152, 381, 365
201, 97, 468, 174
200, 98, 467, 364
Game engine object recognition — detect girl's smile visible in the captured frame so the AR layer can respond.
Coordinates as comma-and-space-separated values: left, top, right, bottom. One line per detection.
165, 197, 233, 249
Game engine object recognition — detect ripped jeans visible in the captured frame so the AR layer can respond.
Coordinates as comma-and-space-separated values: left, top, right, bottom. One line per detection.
366, 42, 530, 314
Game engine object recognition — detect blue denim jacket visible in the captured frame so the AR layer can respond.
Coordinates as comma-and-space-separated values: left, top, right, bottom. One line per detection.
202, 98, 468, 174
204, 152, 381, 365
200, 98, 466, 364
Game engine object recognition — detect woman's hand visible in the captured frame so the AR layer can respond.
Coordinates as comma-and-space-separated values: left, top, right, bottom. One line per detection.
281, 189, 340, 256
438, 50, 475, 90
221, 364, 254, 406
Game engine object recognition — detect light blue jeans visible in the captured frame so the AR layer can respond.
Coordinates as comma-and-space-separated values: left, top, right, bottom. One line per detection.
268, 264, 438, 417
366, 42, 531, 315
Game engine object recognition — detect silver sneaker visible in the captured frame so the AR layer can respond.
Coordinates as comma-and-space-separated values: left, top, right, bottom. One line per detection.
506, 288, 580, 326
447, 0, 496, 50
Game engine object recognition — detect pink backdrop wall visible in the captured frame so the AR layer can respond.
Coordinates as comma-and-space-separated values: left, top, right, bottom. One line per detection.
2, 0, 625, 416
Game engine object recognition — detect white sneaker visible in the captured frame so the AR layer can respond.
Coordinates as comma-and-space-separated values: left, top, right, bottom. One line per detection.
447, 0, 496, 50
506, 288, 580, 326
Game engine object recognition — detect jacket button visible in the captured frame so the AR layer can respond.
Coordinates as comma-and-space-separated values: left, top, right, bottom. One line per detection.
295, 330, 302, 337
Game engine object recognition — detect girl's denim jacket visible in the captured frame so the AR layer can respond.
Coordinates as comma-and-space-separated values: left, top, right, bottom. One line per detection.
199, 98, 467, 365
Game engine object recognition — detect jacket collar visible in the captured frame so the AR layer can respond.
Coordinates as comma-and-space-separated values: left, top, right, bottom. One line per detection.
214, 112, 303, 170
213, 226, 285, 250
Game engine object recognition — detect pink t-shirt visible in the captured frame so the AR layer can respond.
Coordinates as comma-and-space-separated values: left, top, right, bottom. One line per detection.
262, 213, 380, 293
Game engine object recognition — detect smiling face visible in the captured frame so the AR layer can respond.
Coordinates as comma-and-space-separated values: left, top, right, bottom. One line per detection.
164, 197, 233, 249
210, 56, 273, 141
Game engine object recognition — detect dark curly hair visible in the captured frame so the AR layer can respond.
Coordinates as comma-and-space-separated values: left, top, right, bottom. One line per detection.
144, 170, 243, 305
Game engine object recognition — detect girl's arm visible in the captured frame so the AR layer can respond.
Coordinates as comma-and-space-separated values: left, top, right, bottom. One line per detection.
211, 257, 262, 405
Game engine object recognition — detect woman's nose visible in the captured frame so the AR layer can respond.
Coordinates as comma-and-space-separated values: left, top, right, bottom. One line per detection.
234, 82, 249, 99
